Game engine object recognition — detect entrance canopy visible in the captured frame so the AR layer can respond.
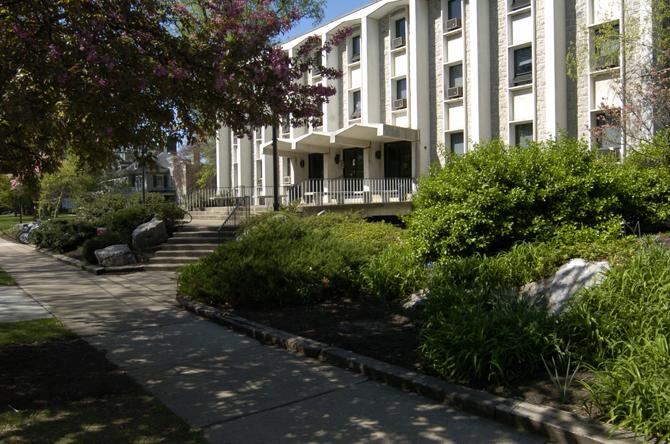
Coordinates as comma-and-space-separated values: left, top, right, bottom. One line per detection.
331, 124, 419, 147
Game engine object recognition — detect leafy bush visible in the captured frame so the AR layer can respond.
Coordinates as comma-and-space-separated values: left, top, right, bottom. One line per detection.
419, 231, 638, 386
178, 212, 403, 308
103, 206, 152, 242
29, 219, 96, 253
361, 239, 427, 300
82, 232, 126, 264
76, 192, 165, 224
149, 202, 186, 235
408, 138, 626, 259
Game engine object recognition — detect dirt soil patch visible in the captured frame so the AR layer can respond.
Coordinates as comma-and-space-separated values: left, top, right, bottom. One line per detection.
235, 296, 593, 418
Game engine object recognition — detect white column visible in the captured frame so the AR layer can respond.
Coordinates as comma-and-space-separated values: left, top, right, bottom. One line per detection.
238, 136, 253, 188
409, 0, 431, 175
362, 17, 381, 124
544, 0, 567, 139
215, 126, 231, 188
468, 0, 491, 146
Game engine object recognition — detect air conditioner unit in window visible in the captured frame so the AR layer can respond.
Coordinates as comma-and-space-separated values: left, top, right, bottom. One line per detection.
511, 0, 530, 10
282, 176, 292, 185
256, 179, 263, 187
513, 72, 532, 86
446, 18, 462, 31
447, 86, 463, 99
393, 98, 407, 110
392, 36, 405, 49
350, 110, 361, 119
351, 54, 360, 63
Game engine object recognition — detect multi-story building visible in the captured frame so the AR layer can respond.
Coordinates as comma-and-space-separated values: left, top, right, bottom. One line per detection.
214, 0, 652, 211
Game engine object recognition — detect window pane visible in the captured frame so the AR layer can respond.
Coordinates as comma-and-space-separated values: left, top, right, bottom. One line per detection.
449, 64, 463, 88
593, 24, 620, 69
515, 123, 533, 147
450, 132, 464, 154
395, 18, 406, 38
352, 90, 361, 114
448, 0, 461, 20
396, 78, 407, 100
352, 36, 361, 57
514, 47, 533, 76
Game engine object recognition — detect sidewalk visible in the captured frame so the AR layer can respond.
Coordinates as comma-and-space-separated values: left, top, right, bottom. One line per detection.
0, 238, 547, 443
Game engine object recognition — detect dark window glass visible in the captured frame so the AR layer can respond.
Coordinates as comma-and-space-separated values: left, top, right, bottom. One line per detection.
395, 18, 406, 39
352, 35, 361, 59
515, 123, 533, 147
450, 132, 464, 154
513, 46, 532, 83
352, 90, 361, 116
593, 24, 620, 69
447, 0, 462, 20
163, 175, 169, 189
396, 78, 407, 100
449, 64, 463, 88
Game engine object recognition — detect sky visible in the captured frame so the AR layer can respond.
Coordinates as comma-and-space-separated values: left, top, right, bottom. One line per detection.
282, 0, 373, 42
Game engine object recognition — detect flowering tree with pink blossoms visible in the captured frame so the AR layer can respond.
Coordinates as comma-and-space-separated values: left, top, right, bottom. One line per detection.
0, 0, 347, 180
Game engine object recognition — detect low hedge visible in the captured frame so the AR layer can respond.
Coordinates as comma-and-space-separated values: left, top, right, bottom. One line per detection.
82, 232, 126, 264
29, 219, 96, 253
178, 212, 404, 308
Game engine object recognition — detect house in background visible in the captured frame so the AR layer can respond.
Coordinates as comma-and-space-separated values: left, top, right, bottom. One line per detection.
116, 139, 178, 201
211, 0, 653, 215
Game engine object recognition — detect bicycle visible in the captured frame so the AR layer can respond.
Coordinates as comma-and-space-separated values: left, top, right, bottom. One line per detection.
17, 219, 41, 244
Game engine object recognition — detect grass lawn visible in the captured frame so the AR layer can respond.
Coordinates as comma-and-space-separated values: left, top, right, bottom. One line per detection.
0, 214, 25, 236
0, 318, 204, 444
0, 267, 15, 286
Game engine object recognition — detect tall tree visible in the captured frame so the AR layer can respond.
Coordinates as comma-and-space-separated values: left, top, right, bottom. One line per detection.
1, 0, 345, 180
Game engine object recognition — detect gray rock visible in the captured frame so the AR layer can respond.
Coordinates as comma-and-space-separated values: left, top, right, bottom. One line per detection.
521, 258, 610, 314
94, 244, 137, 267
402, 289, 430, 310
132, 218, 167, 250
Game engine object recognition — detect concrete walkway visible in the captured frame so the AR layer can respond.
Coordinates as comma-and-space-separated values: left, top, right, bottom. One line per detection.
0, 238, 548, 443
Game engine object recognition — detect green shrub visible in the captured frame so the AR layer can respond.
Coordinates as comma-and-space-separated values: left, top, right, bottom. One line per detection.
586, 336, 670, 441
82, 232, 126, 264
76, 192, 165, 224
361, 240, 428, 300
408, 138, 625, 259
562, 240, 670, 362
419, 231, 638, 386
148, 202, 186, 235
178, 212, 403, 308
103, 206, 152, 242
29, 219, 96, 253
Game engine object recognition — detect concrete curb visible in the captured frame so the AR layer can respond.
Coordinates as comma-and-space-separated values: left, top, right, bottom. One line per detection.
176, 293, 641, 444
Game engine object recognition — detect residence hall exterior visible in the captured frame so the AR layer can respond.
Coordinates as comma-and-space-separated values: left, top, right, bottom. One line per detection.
215, 0, 652, 208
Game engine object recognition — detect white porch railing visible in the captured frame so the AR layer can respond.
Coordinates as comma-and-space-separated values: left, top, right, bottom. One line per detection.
177, 177, 417, 211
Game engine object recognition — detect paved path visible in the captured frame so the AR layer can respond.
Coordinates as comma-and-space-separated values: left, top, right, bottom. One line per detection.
0, 284, 51, 322
0, 238, 548, 443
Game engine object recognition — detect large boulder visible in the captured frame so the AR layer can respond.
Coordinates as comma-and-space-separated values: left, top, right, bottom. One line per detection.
132, 218, 168, 250
94, 244, 137, 267
521, 258, 610, 314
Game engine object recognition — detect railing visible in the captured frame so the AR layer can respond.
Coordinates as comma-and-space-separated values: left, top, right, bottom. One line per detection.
292, 177, 417, 206
177, 178, 417, 211
219, 196, 251, 233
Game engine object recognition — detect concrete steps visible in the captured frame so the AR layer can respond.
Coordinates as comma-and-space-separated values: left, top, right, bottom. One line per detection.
144, 223, 238, 272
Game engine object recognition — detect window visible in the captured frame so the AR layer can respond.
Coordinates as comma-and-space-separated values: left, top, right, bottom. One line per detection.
449, 132, 464, 154
283, 158, 291, 177
511, 0, 531, 10
447, 0, 462, 20
351, 35, 361, 62
396, 78, 407, 100
448, 64, 463, 88
593, 111, 622, 155
351, 90, 361, 118
513, 46, 532, 85
163, 175, 169, 189
514, 123, 534, 147
592, 23, 620, 70
153, 175, 160, 188
256, 160, 263, 179
395, 18, 406, 39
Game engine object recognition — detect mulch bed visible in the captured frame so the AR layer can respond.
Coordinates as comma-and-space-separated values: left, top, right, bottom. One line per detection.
235, 296, 593, 418
0, 338, 137, 412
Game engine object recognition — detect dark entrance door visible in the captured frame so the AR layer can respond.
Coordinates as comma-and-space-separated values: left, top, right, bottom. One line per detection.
384, 141, 412, 178
308, 153, 324, 192
343, 148, 364, 179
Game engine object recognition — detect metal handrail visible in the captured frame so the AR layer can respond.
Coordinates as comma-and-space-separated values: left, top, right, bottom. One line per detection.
218, 196, 251, 235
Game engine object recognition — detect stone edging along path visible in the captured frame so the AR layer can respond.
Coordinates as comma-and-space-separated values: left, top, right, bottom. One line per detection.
176, 293, 641, 444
